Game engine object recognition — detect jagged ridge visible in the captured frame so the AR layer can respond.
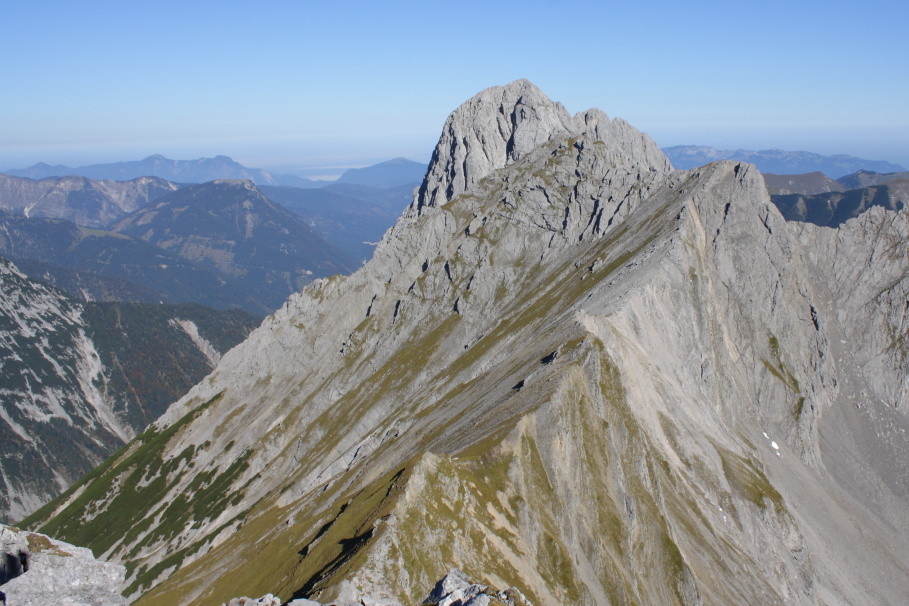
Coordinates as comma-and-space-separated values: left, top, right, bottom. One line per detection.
24, 81, 909, 605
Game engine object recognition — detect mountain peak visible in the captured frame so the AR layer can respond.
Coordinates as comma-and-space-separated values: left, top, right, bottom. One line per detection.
413, 79, 575, 213
413, 79, 669, 215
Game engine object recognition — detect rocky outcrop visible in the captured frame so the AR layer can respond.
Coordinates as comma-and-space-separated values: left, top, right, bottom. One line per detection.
25, 81, 909, 605
222, 571, 528, 606
0, 525, 126, 605
414, 79, 668, 214
423, 570, 531, 606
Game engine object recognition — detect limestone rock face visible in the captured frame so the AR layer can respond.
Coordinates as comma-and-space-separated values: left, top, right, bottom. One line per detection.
423, 569, 529, 606
25, 81, 909, 606
413, 79, 669, 214
0, 524, 126, 605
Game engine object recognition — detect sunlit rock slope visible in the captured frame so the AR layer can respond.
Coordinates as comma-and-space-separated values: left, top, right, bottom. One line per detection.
25, 80, 909, 605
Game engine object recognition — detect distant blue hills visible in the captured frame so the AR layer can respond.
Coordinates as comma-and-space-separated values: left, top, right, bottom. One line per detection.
7, 148, 902, 186
4, 155, 429, 190
4, 154, 318, 187
662, 146, 905, 178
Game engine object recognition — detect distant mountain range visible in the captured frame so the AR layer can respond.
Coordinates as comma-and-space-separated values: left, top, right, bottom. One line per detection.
336, 157, 426, 188
113, 180, 356, 311
663, 145, 905, 178
837, 169, 909, 190
771, 181, 908, 227
0, 178, 358, 315
3, 155, 318, 188
0, 165, 418, 270
4, 155, 429, 191
0, 174, 178, 228
761, 172, 844, 196
762, 169, 909, 195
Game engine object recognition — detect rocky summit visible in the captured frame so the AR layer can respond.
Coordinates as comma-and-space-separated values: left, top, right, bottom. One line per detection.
0, 524, 127, 605
23, 80, 909, 605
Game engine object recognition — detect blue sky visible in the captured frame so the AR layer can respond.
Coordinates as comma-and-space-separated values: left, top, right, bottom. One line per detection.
3, 0, 908, 173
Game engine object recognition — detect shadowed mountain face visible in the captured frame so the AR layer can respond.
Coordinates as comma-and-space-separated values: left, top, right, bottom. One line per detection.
113, 180, 357, 312
0, 212, 265, 313
24, 81, 909, 605
260, 183, 414, 264
0, 257, 259, 522
8, 256, 163, 304
772, 182, 908, 226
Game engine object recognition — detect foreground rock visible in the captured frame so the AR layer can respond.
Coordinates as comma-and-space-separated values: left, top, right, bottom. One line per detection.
224, 570, 528, 606
0, 525, 126, 605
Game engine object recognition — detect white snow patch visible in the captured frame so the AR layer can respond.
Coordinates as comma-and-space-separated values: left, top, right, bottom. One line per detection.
771, 441, 779, 450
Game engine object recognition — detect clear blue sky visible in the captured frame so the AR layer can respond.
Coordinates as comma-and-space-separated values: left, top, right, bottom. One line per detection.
3, 0, 907, 173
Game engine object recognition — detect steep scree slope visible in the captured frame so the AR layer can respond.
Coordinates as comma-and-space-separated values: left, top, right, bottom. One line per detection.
0, 259, 259, 522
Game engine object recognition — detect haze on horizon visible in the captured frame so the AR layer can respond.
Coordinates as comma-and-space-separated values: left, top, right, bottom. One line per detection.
3, 0, 907, 172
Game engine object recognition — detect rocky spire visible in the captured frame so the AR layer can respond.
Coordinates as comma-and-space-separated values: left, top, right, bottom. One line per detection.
412, 79, 670, 214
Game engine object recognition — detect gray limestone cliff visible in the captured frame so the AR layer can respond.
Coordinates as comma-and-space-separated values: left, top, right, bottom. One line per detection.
24, 81, 909, 605
413, 79, 668, 214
